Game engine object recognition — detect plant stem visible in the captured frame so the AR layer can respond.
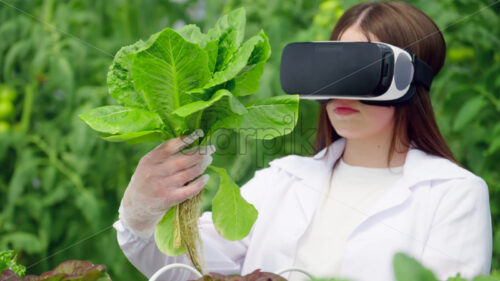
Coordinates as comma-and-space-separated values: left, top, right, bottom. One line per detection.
28, 134, 86, 193
17, 82, 36, 134
173, 205, 182, 248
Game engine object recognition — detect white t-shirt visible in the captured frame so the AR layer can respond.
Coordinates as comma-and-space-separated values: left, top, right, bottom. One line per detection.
289, 157, 404, 281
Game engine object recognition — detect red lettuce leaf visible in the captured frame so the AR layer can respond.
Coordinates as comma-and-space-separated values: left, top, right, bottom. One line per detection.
0, 270, 23, 281
189, 269, 286, 281
1, 260, 110, 281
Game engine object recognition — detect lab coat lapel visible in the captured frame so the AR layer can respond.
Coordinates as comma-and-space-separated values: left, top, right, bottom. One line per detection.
268, 139, 345, 234
362, 147, 472, 221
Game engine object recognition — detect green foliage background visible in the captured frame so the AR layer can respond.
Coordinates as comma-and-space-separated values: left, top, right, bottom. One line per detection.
0, 0, 498, 280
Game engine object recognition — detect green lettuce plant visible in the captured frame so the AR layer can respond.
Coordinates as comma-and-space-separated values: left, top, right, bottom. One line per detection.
0, 250, 25, 278
79, 7, 299, 273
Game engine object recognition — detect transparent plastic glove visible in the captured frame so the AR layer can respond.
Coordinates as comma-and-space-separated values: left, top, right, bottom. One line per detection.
118, 129, 215, 239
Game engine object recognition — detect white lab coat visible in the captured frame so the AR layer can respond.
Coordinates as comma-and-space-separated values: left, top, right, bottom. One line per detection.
114, 138, 493, 281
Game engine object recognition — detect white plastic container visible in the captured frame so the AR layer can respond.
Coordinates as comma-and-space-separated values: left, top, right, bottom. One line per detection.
149, 263, 315, 281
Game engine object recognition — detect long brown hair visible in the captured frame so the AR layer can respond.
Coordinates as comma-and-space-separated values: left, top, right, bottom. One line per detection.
315, 1, 457, 165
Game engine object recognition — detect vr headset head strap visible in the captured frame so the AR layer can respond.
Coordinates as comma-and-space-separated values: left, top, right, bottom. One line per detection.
413, 53, 434, 91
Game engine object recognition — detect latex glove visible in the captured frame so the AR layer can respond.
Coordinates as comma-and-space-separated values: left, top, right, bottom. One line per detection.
118, 129, 215, 239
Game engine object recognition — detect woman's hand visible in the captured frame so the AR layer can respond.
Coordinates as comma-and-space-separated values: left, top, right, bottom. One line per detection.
118, 129, 215, 239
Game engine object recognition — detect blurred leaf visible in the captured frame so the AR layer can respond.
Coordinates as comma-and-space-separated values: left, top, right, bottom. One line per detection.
487, 136, 500, 155
447, 273, 468, 280
1, 232, 44, 255
447, 47, 474, 62
49, 56, 74, 95
74, 189, 100, 231
473, 275, 500, 281
393, 252, 438, 281
453, 96, 487, 131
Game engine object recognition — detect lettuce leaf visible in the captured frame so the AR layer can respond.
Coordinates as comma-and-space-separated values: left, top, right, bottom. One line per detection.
131, 28, 210, 136
155, 207, 187, 256
78, 7, 299, 257
106, 39, 148, 109
79, 106, 165, 134
207, 95, 299, 140
190, 269, 286, 281
209, 166, 258, 241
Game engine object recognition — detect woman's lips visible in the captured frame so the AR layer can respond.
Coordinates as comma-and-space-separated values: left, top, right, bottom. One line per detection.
334, 106, 359, 115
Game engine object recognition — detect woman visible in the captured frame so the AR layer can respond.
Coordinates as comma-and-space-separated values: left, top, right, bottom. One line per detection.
114, 2, 493, 281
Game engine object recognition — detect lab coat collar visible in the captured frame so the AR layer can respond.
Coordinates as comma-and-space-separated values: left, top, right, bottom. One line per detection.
269, 138, 472, 193
268, 138, 474, 238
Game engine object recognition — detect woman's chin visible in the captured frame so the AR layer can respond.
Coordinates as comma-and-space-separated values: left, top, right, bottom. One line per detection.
334, 130, 366, 140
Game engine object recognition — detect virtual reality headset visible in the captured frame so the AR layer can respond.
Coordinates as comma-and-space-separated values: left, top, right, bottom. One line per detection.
280, 41, 434, 106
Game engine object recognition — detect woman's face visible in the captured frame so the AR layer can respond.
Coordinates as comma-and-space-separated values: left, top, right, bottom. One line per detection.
326, 26, 395, 141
